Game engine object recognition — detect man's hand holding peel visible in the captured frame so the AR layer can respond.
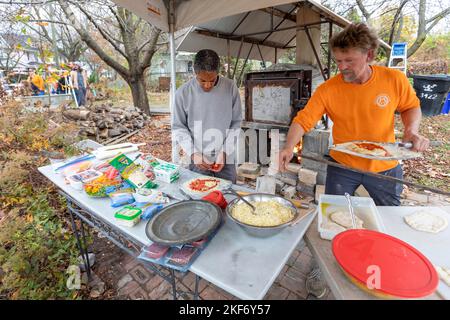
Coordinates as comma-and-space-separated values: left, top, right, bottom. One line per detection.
403, 131, 429, 152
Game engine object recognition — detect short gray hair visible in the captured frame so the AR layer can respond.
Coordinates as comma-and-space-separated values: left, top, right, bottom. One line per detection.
194, 49, 220, 73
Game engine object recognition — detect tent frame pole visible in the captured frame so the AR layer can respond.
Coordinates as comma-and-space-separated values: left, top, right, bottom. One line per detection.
327, 22, 333, 79
168, 0, 176, 112
168, 0, 178, 163
237, 43, 254, 87
304, 27, 327, 81
227, 39, 231, 79
232, 37, 244, 80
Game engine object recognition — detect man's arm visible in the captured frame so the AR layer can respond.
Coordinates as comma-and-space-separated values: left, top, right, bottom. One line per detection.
400, 107, 429, 152
278, 122, 305, 171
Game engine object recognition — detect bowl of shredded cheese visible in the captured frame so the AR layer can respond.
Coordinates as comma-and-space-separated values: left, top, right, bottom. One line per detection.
226, 193, 298, 237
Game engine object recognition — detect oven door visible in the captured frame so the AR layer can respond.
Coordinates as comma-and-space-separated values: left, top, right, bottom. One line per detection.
245, 78, 300, 126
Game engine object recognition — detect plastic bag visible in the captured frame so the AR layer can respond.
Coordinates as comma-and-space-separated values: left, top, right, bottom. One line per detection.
109, 189, 135, 207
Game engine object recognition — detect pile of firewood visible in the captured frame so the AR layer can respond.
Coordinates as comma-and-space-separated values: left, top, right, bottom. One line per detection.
61, 103, 151, 141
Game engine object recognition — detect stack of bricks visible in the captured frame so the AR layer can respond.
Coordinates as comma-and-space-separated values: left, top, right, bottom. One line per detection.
300, 129, 331, 185
251, 128, 331, 202
268, 131, 287, 176
296, 129, 331, 198
297, 167, 317, 196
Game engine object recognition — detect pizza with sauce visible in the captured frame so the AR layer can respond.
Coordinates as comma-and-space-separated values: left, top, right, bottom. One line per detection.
347, 142, 391, 157
184, 177, 221, 193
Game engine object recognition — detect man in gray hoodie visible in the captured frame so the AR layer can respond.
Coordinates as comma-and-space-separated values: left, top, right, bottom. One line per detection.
172, 49, 242, 183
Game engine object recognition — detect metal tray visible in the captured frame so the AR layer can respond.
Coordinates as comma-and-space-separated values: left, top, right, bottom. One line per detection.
145, 200, 222, 245
330, 140, 422, 160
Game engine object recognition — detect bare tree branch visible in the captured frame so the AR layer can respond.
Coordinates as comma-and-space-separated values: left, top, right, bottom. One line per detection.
407, 0, 449, 57
70, 1, 127, 58
356, 0, 372, 21
426, 6, 450, 24
140, 28, 161, 72
388, 0, 409, 45
58, 0, 129, 77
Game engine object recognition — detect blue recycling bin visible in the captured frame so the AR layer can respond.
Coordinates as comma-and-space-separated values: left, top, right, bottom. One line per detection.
441, 92, 450, 114
412, 74, 450, 116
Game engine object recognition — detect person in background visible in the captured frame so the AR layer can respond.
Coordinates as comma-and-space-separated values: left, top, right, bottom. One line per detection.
28, 68, 45, 96
172, 49, 242, 183
70, 62, 88, 106
278, 23, 429, 206
57, 70, 69, 94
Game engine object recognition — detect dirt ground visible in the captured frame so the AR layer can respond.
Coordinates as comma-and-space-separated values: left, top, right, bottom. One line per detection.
128, 115, 172, 162
397, 114, 450, 192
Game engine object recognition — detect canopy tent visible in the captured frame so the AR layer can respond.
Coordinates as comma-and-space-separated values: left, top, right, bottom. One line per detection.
112, 0, 391, 89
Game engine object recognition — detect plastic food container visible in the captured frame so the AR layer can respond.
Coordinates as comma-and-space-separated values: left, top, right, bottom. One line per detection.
153, 162, 180, 183
318, 194, 385, 240
332, 229, 439, 299
114, 206, 142, 227
166, 246, 199, 266
142, 243, 169, 259
133, 189, 169, 204
68, 170, 103, 191
83, 175, 121, 197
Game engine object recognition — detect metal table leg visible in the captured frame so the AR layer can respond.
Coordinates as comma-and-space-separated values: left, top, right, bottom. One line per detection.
67, 202, 92, 279
60, 191, 201, 300
194, 274, 200, 300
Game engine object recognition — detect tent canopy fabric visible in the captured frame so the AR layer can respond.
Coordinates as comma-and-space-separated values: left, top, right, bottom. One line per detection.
112, 0, 391, 63
112, 0, 298, 32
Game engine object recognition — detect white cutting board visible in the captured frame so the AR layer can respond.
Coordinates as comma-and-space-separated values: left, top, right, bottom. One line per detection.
379, 206, 450, 299
92, 143, 145, 160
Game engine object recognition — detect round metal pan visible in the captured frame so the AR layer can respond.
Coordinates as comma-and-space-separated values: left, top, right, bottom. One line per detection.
145, 200, 222, 245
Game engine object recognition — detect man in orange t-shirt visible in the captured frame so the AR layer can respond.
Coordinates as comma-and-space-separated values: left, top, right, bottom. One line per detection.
279, 23, 429, 206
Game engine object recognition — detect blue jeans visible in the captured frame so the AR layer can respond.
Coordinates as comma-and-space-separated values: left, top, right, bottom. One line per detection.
325, 161, 403, 206
75, 88, 86, 106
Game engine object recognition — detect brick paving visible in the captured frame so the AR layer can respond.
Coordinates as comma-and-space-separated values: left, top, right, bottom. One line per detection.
92, 234, 334, 300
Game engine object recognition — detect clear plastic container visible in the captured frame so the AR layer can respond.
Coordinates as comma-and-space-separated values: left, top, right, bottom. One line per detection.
318, 194, 386, 240
142, 243, 170, 259
114, 206, 142, 227
153, 162, 180, 183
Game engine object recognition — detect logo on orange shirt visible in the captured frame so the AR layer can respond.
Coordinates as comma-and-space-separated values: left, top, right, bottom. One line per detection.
375, 94, 390, 108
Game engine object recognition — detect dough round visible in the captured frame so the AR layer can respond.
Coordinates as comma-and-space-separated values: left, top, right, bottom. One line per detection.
435, 266, 450, 287
330, 210, 364, 229
321, 221, 347, 233
404, 210, 448, 234
183, 177, 222, 194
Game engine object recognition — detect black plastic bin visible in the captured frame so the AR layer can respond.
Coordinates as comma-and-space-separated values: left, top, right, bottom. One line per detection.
412, 74, 450, 116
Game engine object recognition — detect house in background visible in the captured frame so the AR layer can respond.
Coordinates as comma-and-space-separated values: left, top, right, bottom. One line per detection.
0, 32, 41, 72
148, 51, 194, 91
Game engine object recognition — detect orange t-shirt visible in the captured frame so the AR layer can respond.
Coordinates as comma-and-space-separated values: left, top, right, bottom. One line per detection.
293, 65, 419, 172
